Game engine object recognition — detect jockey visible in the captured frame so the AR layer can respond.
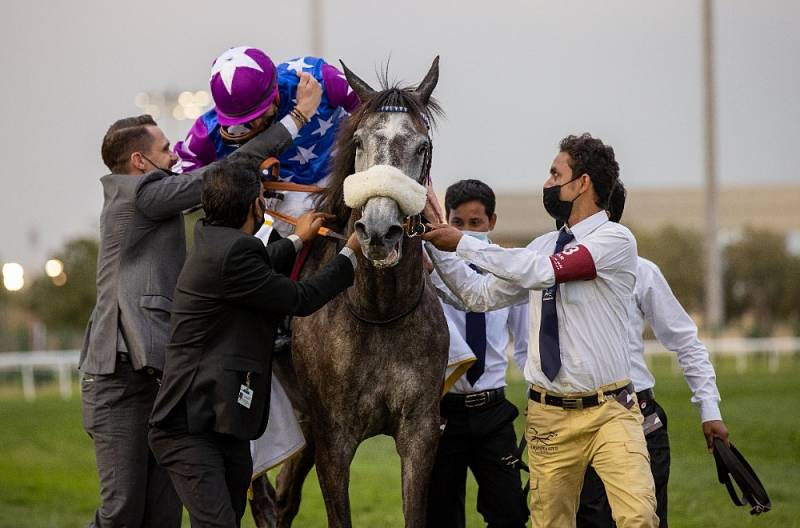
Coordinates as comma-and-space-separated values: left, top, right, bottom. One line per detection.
175, 45, 360, 237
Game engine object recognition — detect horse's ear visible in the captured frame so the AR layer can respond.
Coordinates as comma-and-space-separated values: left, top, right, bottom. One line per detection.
415, 56, 439, 106
339, 60, 376, 101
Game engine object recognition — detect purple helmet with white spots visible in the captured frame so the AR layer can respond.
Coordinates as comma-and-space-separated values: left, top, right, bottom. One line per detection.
209, 46, 278, 126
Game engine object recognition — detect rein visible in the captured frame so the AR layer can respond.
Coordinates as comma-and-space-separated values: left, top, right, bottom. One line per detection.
345, 270, 427, 325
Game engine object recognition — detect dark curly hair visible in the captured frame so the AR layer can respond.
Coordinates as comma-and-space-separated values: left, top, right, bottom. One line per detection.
607, 179, 626, 223
101, 114, 157, 173
559, 133, 620, 210
444, 179, 496, 218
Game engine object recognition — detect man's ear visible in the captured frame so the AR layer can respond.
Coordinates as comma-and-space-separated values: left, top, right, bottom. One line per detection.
253, 196, 266, 218
130, 152, 148, 173
488, 213, 497, 231
579, 173, 592, 191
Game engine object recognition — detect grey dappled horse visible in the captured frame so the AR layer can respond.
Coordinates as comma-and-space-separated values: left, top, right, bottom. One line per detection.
251, 58, 449, 528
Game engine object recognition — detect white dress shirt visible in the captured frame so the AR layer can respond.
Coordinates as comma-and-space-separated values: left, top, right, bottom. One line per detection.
427, 210, 638, 394
630, 257, 722, 422
431, 271, 529, 394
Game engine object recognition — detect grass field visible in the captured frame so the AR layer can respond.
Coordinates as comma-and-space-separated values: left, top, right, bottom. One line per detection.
1, 356, 798, 527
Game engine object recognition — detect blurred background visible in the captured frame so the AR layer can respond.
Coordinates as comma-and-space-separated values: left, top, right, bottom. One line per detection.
1, 0, 799, 349
0, 1, 798, 526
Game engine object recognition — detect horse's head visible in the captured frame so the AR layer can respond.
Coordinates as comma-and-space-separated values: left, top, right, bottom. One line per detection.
320, 58, 441, 269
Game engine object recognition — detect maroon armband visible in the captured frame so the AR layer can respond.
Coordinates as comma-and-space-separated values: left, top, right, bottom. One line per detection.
549, 244, 597, 283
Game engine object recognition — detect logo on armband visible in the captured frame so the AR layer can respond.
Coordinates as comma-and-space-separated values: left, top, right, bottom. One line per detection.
549, 244, 597, 283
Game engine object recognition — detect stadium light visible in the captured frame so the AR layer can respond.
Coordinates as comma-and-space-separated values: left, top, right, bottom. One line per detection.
45, 259, 64, 278
2, 262, 25, 291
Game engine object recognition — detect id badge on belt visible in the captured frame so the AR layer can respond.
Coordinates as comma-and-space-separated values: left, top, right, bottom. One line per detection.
642, 410, 664, 435
237, 372, 254, 409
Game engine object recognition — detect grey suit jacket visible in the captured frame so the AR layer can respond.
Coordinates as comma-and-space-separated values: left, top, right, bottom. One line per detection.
79, 123, 293, 375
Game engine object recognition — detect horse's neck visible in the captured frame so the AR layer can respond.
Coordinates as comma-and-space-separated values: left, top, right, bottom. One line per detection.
350, 237, 424, 317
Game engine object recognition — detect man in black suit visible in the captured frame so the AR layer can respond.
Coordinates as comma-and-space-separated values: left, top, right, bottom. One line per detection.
148, 157, 359, 527
82, 109, 300, 528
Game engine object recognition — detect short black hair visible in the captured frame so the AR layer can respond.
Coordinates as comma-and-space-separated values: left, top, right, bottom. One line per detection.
559, 133, 620, 210
607, 179, 626, 223
101, 115, 157, 173
444, 179, 496, 218
202, 158, 262, 228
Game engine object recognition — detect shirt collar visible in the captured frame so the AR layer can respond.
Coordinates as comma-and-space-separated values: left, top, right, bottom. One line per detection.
563, 210, 609, 242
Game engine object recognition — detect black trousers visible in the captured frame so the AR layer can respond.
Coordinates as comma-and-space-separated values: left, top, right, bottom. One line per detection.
577, 398, 670, 528
426, 396, 529, 528
149, 425, 253, 528
81, 361, 182, 528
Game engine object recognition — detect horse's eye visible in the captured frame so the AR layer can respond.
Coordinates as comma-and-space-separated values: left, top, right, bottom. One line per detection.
416, 142, 429, 156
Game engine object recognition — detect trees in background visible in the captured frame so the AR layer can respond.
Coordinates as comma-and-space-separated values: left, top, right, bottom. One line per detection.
724, 228, 800, 336
1, 225, 799, 352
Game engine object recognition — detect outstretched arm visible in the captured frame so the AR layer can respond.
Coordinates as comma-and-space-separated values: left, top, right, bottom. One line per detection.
223, 237, 355, 317
136, 123, 293, 220
639, 259, 728, 450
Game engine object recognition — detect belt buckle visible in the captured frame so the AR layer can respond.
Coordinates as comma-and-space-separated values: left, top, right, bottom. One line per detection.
465, 392, 487, 408
561, 397, 583, 410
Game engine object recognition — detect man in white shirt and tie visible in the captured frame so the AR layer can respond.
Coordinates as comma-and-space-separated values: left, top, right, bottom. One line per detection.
423, 133, 659, 528
425, 179, 530, 528
577, 180, 730, 528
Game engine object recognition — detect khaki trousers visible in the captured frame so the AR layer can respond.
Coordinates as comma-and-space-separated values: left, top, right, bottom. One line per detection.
525, 381, 658, 528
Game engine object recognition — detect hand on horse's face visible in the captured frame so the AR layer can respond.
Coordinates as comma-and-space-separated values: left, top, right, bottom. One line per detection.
345, 232, 361, 252
422, 184, 444, 224
421, 223, 462, 252
295, 212, 336, 243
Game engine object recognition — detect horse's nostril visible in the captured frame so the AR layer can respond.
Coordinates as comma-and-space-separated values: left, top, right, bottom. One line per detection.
354, 221, 367, 239
385, 225, 404, 243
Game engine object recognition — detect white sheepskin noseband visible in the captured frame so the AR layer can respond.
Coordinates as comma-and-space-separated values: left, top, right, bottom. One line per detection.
343, 165, 427, 216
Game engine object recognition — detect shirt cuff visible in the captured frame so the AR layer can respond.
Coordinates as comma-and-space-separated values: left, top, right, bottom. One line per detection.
698, 400, 722, 423
339, 247, 358, 271
286, 234, 303, 252
455, 232, 487, 258
280, 114, 299, 139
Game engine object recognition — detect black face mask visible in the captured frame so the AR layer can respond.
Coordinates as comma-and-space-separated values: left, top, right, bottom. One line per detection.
252, 198, 266, 236
141, 154, 178, 176
542, 176, 582, 227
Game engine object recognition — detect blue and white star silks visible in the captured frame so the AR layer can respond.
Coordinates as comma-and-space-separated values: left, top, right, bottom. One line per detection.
285, 56, 313, 73
312, 115, 335, 137
289, 145, 318, 165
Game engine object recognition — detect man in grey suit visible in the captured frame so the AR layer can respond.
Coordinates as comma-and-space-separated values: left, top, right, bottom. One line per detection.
80, 90, 314, 526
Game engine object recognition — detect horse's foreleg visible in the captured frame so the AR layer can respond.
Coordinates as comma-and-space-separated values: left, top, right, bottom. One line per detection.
250, 475, 277, 528
275, 420, 316, 528
314, 430, 358, 528
396, 413, 441, 528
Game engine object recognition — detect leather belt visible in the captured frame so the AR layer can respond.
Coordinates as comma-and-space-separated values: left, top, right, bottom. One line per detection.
636, 388, 655, 403
528, 383, 634, 410
442, 387, 505, 409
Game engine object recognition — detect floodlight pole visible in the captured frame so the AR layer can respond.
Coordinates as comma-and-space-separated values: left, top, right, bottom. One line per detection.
702, 0, 724, 332
310, 0, 323, 57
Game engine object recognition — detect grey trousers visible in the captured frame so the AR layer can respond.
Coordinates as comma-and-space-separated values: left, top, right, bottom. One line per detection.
81, 361, 182, 528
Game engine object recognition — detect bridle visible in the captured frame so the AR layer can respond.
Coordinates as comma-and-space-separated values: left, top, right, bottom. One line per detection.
260, 104, 433, 325
259, 103, 433, 241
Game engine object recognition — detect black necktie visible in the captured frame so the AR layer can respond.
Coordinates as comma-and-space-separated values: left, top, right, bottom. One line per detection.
465, 265, 487, 386
539, 229, 575, 381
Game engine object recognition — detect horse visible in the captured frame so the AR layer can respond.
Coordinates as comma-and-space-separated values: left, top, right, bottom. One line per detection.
253, 57, 450, 528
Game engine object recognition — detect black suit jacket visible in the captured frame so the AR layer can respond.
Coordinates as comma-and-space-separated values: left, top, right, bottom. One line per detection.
150, 222, 354, 440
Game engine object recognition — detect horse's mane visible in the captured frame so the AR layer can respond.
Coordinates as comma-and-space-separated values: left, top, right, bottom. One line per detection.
315, 77, 443, 229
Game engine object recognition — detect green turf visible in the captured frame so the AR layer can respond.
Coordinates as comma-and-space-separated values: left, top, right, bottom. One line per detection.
0, 356, 797, 527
